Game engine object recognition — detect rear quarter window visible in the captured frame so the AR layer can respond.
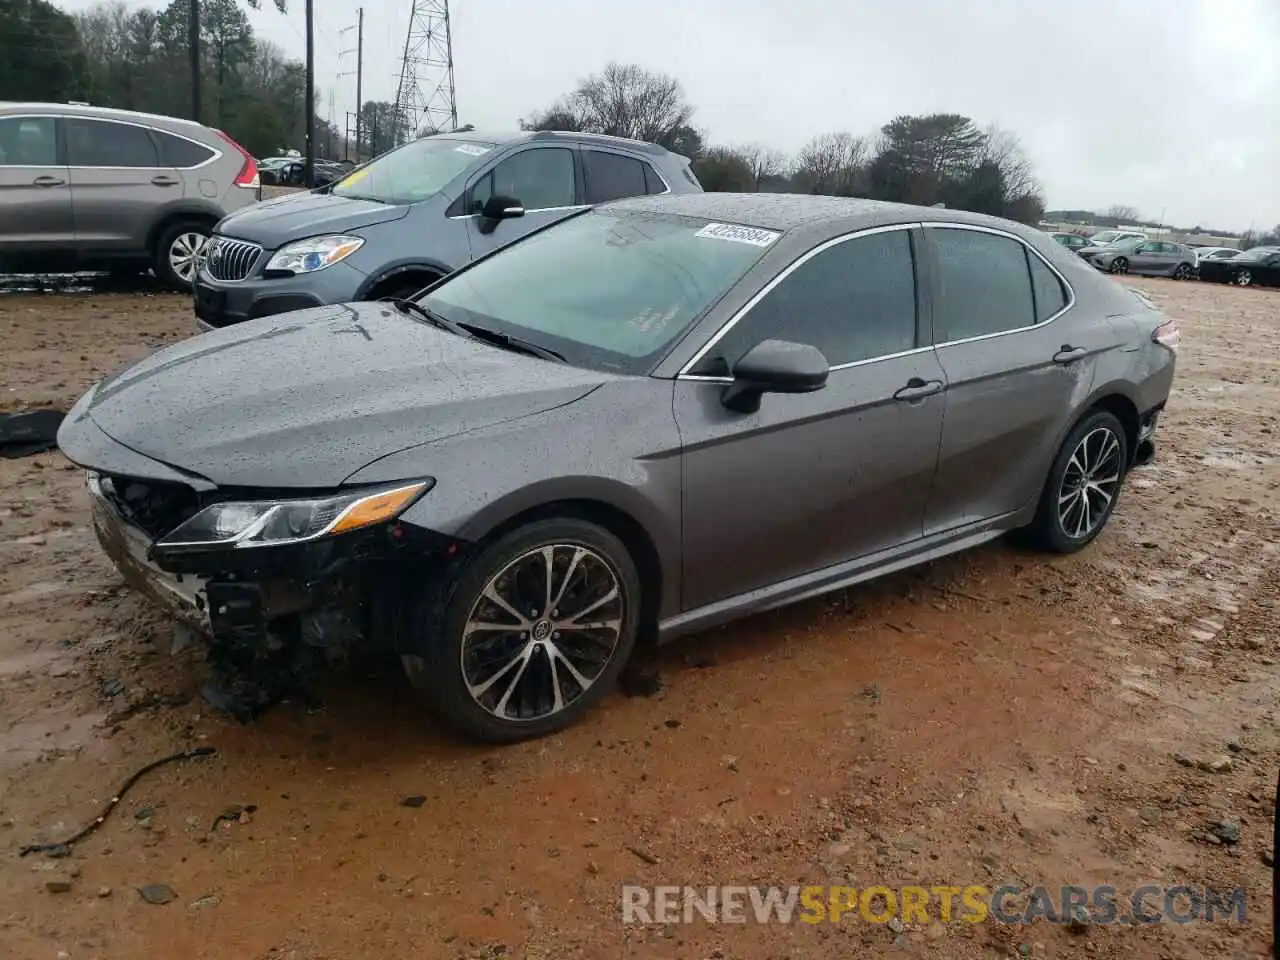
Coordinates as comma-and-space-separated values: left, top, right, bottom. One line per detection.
154, 131, 216, 168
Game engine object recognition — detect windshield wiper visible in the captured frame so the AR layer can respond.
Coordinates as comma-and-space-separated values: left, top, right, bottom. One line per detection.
456, 322, 566, 363
389, 298, 471, 338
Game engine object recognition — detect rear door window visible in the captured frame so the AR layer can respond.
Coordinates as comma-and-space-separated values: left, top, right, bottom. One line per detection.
583, 149, 648, 204
930, 228, 1037, 341
66, 118, 159, 168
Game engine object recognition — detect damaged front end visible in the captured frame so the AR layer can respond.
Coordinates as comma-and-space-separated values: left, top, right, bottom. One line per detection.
87, 471, 451, 720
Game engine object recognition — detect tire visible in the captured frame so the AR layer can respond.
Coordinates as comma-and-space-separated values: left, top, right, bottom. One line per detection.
153, 220, 212, 292
367, 273, 441, 302
1234, 269, 1252, 287
1173, 263, 1192, 281
1108, 257, 1129, 275
1022, 409, 1129, 554
402, 517, 643, 743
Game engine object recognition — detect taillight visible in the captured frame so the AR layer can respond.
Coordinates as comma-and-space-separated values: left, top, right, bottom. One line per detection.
1152, 318, 1180, 355
216, 130, 260, 190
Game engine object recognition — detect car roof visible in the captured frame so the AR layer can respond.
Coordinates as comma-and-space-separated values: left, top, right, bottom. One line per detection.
422, 129, 675, 156
601, 192, 1039, 236
0, 101, 208, 132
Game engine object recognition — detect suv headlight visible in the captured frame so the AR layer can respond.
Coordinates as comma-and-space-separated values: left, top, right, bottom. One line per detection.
155, 481, 430, 554
265, 235, 365, 275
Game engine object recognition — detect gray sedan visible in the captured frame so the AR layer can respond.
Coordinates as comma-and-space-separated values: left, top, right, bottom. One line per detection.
57, 194, 1178, 742
1079, 237, 1198, 278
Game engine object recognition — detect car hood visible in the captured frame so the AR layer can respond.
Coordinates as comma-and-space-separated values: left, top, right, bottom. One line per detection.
216, 192, 409, 248
83, 303, 613, 489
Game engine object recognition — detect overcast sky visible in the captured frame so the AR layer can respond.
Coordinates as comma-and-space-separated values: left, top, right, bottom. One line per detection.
57, 0, 1279, 232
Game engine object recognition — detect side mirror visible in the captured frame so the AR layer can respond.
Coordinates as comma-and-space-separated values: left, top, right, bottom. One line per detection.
477, 194, 525, 235
721, 339, 829, 414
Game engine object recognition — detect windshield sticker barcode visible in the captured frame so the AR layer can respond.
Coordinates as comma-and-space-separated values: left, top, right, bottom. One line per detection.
695, 223, 780, 247
454, 144, 491, 156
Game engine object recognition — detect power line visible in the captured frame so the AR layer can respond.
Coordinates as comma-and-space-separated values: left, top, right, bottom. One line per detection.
393, 0, 457, 143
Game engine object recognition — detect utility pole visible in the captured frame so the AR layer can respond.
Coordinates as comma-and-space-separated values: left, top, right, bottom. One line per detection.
304, 0, 315, 187
339, 8, 364, 160
189, 0, 201, 123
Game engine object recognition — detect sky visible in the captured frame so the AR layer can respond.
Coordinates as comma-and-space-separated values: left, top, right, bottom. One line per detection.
55, 0, 1280, 232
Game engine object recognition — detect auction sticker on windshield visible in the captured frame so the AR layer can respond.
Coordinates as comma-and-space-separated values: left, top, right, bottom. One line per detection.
454, 144, 491, 157
695, 223, 781, 247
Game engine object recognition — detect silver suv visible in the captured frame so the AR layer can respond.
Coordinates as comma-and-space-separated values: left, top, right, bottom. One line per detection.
0, 102, 260, 290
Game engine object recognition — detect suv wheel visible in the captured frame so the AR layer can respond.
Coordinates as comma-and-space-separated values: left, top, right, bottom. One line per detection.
154, 220, 211, 291
1022, 409, 1129, 554
403, 518, 642, 743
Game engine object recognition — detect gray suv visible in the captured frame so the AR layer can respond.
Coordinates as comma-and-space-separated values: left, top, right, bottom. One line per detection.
192, 130, 702, 330
0, 102, 261, 289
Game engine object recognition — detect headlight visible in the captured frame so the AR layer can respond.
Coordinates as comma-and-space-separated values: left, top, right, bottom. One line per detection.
265, 235, 365, 274
155, 480, 431, 553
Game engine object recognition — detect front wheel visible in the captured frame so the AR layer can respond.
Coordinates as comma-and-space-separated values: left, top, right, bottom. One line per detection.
1234, 269, 1253, 287
403, 518, 642, 743
1108, 257, 1129, 275
1022, 410, 1129, 554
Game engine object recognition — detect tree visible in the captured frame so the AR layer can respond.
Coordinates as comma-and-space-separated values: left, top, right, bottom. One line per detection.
523, 62, 696, 151
793, 132, 868, 196
188, 0, 285, 122
1104, 205, 1141, 223
734, 142, 788, 190
0, 0, 88, 102
692, 146, 754, 192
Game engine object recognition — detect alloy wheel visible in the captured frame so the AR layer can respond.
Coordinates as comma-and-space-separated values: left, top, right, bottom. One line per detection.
1057, 426, 1123, 539
1109, 258, 1128, 275
168, 231, 209, 284
460, 543, 625, 722
1174, 264, 1192, 280
1235, 270, 1252, 287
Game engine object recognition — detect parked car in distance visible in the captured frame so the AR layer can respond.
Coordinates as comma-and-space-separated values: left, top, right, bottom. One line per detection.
1196, 245, 1280, 287
1088, 229, 1148, 246
1193, 246, 1240, 264
192, 129, 703, 330
1050, 231, 1091, 252
260, 158, 344, 189
1078, 238, 1197, 278
0, 102, 260, 289
60, 193, 1177, 742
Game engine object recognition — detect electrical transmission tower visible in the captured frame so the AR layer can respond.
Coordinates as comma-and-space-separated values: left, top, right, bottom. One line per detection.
392, 0, 457, 143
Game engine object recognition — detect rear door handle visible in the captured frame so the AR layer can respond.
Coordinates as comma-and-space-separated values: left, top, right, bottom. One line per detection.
31, 175, 65, 187
1053, 345, 1088, 364
151, 176, 180, 187
893, 378, 943, 401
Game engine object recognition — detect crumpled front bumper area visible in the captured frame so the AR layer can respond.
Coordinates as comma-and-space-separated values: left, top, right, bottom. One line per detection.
85, 470, 450, 721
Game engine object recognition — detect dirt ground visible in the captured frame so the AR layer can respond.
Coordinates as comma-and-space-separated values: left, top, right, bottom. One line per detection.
0, 277, 1276, 960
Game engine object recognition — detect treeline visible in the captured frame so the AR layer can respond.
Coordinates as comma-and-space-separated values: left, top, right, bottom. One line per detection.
522, 63, 1047, 224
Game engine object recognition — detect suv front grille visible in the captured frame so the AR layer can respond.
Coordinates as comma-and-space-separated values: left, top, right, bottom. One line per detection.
203, 236, 263, 282
98, 474, 203, 541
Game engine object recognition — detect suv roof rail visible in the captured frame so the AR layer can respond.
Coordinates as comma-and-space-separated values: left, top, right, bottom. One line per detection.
527, 129, 667, 156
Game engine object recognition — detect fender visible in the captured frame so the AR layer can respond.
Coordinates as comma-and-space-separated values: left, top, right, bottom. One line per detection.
145, 200, 228, 248
1048, 378, 1141, 464
354, 257, 454, 299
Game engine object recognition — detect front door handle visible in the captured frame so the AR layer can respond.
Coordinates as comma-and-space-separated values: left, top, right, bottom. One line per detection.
150, 175, 180, 187
31, 175, 65, 187
893, 378, 943, 401
1053, 345, 1088, 364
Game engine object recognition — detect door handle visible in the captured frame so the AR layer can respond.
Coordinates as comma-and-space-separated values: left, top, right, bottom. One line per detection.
893, 378, 943, 401
150, 176, 180, 187
1053, 345, 1088, 364
31, 175, 65, 187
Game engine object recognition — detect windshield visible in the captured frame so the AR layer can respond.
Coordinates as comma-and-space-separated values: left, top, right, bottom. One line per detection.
421, 209, 775, 375
331, 138, 495, 204
1236, 246, 1279, 262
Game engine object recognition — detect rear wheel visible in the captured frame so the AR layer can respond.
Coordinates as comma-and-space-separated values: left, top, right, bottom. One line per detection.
1022, 409, 1129, 554
1108, 257, 1129, 275
154, 220, 212, 291
1173, 263, 1193, 280
403, 518, 642, 743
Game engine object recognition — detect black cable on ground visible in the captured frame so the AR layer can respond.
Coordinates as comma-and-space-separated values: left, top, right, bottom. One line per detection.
18, 746, 217, 857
